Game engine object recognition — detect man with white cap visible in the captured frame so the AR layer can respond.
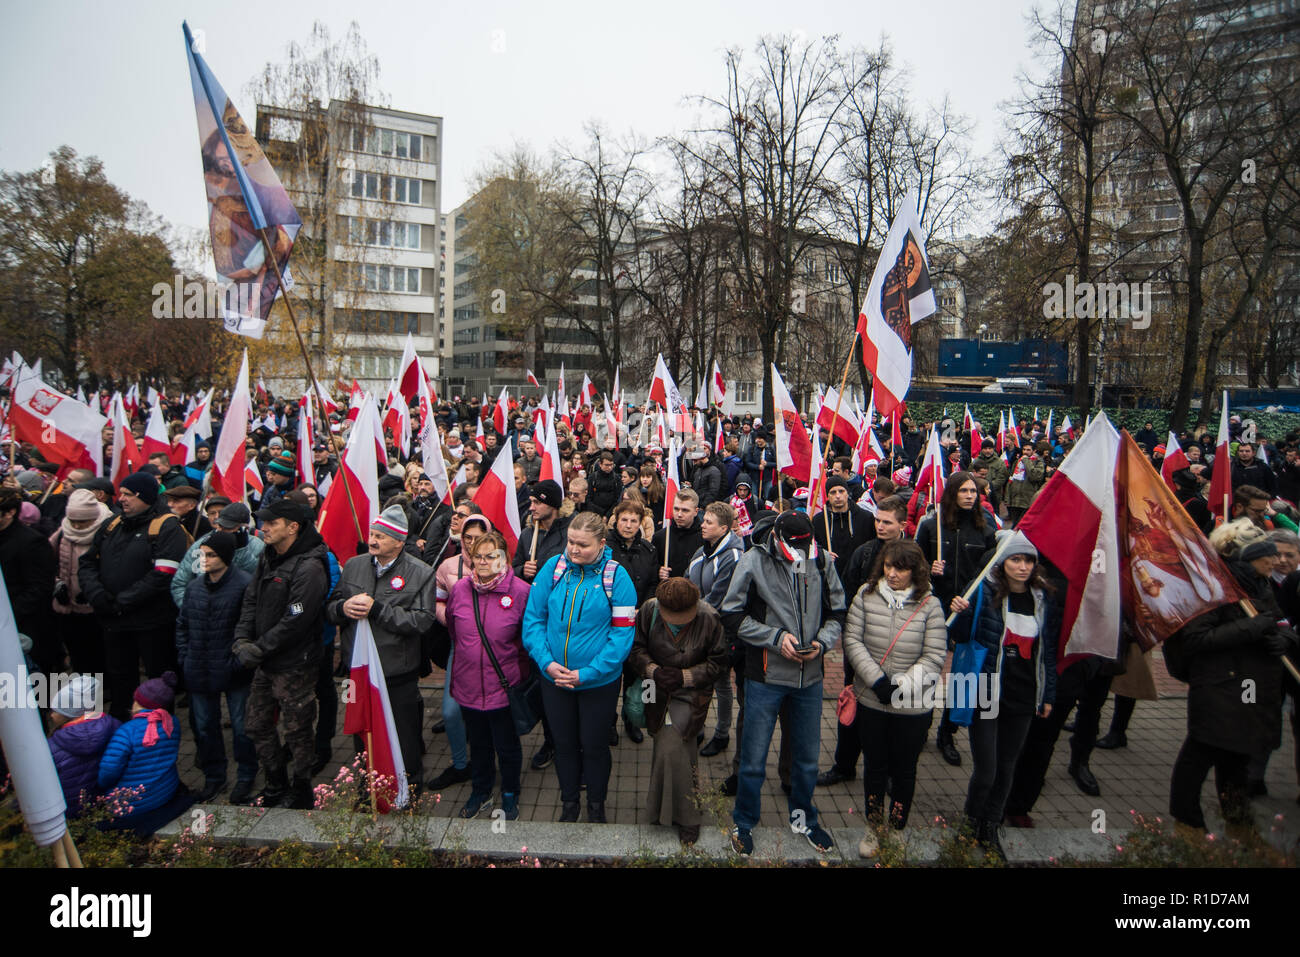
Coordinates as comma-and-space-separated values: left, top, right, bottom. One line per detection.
327, 504, 436, 796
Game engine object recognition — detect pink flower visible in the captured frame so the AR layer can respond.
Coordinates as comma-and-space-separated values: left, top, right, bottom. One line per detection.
1115, 845, 1124, 853
1206, 834, 1216, 842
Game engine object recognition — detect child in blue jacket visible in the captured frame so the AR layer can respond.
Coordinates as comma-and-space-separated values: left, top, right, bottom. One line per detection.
98, 672, 193, 833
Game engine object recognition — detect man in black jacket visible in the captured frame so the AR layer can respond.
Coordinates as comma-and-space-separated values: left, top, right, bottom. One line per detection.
587, 452, 622, 517
78, 473, 189, 720
1231, 441, 1276, 497
0, 488, 57, 673
813, 477, 873, 582
652, 487, 704, 579
233, 498, 331, 809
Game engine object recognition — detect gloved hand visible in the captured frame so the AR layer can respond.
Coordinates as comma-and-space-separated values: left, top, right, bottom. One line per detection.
871, 675, 894, 706
1243, 615, 1275, 639
1263, 630, 1292, 656
653, 666, 683, 695
232, 640, 265, 669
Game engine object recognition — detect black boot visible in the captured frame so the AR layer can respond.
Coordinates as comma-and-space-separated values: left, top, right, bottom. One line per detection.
587, 801, 607, 824
559, 801, 581, 823
257, 769, 289, 807
1094, 730, 1127, 750
1069, 759, 1101, 797
937, 727, 962, 767
978, 820, 1006, 862
624, 717, 644, 744
283, 776, 315, 810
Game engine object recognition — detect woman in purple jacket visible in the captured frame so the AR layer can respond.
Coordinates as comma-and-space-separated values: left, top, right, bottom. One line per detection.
446, 530, 532, 821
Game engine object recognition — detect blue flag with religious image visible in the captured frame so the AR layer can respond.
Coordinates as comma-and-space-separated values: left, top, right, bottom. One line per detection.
183, 21, 301, 339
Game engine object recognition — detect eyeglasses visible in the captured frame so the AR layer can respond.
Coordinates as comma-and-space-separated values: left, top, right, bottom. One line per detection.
471, 553, 495, 562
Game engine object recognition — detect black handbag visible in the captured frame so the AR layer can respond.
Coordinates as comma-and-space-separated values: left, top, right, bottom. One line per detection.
470, 585, 543, 737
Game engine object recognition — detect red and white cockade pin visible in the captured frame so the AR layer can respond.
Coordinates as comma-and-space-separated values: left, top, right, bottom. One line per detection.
499, 595, 514, 609
390, 576, 406, 591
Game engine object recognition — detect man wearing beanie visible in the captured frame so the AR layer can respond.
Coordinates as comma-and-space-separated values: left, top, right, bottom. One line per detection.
177, 531, 258, 804
170, 502, 265, 609
719, 510, 847, 857
257, 450, 297, 516
78, 472, 189, 721
233, 497, 331, 809
513, 479, 570, 584
327, 504, 436, 799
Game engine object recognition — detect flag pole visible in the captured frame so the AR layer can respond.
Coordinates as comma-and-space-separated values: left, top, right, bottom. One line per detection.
530, 523, 540, 562
1237, 599, 1300, 683
944, 531, 1022, 626
364, 731, 378, 816
820, 332, 859, 550
257, 227, 364, 546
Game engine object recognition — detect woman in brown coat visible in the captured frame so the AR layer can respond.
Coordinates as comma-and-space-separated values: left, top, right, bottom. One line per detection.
627, 577, 729, 845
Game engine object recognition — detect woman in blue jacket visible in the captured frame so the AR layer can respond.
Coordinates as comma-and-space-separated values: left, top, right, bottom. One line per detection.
950, 531, 1059, 861
522, 511, 638, 823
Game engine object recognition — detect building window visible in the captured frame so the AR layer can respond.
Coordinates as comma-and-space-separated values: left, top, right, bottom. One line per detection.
736, 381, 757, 404
353, 126, 423, 161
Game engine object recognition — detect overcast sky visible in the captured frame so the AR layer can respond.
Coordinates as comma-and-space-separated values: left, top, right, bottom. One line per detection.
1, 0, 1047, 241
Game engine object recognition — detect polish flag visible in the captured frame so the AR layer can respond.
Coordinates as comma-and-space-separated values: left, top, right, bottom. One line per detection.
853, 398, 885, 474
909, 427, 946, 514
1208, 392, 1232, 522
605, 395, 621, 444
415, 363, 450, 505
1015, 413, 1123, 668
654, 409, 667, 449
6, 373, 106, 476
396, 333, 424, 405
342, 618, 410, 812
448, 462, 467, 499
212, 349, 254, 503
856, 191, 936, 418
711, 360, 726, 407
296, 395, 315, 487
771, 364, 812, 482
648, 353, 685, 412
997, 410, 1007, 453
318, 392, 382, 565
578, 374, 597, 409
142, 396, 172, 463
492, 386, 509, 435
663, 435, 680, 529
474, 416, 486, 452
815, 385, 861, 450
1063, 415, 1075, 439
713, 415, 725, 455
1006, 410, 1020, 449
109, 393, 144, 490
311, 379, 339, 417
123, 384, 139, 419
472, 440, 521, 556
173, 388, 212, 466
556, 363, 566, 408
1045, 408, 1054, 445
244, 458, 264, 498
807, 428, 826, 517
255, 377, 268, 405
346, 380, 364, 422
526, 369, 540, 388
1159, 430, 1191, 492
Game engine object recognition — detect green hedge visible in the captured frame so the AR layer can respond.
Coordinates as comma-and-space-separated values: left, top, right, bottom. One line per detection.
904, 403, 1300, 442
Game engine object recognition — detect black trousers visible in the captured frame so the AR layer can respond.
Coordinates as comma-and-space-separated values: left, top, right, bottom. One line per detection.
104, 623, 176, 722
858, 707, 933, 828
965, 709, 1035, 823
1107, 694, 1137, 736
316, 640, 338, 758
1169, 736, 1250, 830
57, 612, 105, 679
1005, 668, 1111, 816
541, 679, 621, 804
463, 705, 523, 797
352, 671, 423, 788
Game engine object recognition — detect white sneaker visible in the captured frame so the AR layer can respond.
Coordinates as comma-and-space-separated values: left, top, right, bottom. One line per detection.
858, 829, 879, 859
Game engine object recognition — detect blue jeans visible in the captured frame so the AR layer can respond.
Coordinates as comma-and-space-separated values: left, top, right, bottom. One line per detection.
443, 646, 468, 769
191, 684, 257, 784
733, 678, 822, 833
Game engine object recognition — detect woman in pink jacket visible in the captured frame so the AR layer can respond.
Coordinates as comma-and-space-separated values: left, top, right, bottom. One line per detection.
445, 529, 532, 821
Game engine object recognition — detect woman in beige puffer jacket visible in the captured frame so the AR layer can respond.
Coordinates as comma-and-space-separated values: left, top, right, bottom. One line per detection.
842, 539, 947, 852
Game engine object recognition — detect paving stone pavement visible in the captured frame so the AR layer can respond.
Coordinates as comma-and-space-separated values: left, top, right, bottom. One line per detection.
174, 647, 1300, 855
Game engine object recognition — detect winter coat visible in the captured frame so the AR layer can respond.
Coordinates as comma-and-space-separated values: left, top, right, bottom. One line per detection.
626, 599, 728, 739
1231, 458, 1276, 497
232, 526, 331, 674
651, 515, 704, 579
719, 529, 846, 689
521, 546, 638, 690
1163, 561, 1291, 754
914, 507, 998, 614
0, 519, 56, 638
588, 466, 623, 516
170, 530, 265, 608
512, 516, 571, 580
689, 459, 723, 508
518, 453, 543, 485
50, 712, 122, 816
686, 531, 745, 614
77, 500, 188, 633
608, 532, 659, 607
446, 568, 532, 711
1003, 454, 1046, 509
971, 449, 1010, 498
435, 552, 473, 625
813, 507, 874, 580
328, 550, 436, 680
951, 580, 1060, 712
721, 454, 743, 496
843, 584, 948, 715
50, 525, 102, 616
97, 709, 181, 817
175, 567, 253, 693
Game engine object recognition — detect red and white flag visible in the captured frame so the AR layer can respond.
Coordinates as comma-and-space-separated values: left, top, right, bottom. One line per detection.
807, 429, 826, 517
397, 333, 423, 405
255, 377, 268, 405
1063, 414, 1075, 439
212, 350, 253, 503
711, 360, 726, 407
556, 363, 566, 408
909, 427, 946, 518
771, 364, 812, 482
173, 388, 213, 467
1159, 430, 1191, 492
296, 395, 315, 488
526, 369, 540, 388
538, 414, 562, 485
474, 416, 486, 452
109, 393, 144, 490
578, 374, 597, 409
472, 439, 521, 557
6, 372, 106, 476
415, 366, 450, 505
342, 618, 410, 812
244, 458, 264, 497
648, 353, 685, 412
142, 396, 171, 463
663, 435, 680, 528
996, 410, 1007, 453
346, 380, 364, 422
1208, 392, 1232, 522
856, 191, 936, 418
318, 392, 382, 565
492, 386, 510, 435
1015, 413, 1123, 667
815, 385, 861, 450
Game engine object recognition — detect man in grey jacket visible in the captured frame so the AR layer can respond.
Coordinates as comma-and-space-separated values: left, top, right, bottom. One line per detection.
326, 505, 436, 795
720, 511, 846, 856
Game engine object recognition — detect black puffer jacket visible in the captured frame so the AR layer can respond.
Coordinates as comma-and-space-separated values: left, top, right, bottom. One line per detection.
77, 499, 189, 632
0, 518, 55, 642
608, 531, 658, 606
176, 567, 253, 693
914, 507, 998, 614
233, 526, 331, 674
588, 465, 623, 517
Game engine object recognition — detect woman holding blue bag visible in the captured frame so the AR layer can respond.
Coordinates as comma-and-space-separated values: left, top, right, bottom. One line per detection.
521, 511, 638, 824
949, 531, 1059, 861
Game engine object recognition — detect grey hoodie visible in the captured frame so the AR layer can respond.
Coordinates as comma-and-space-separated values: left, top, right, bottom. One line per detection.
719, 531, 846, 688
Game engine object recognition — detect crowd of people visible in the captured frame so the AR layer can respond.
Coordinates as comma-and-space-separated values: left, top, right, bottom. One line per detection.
2, 388, 1297, 858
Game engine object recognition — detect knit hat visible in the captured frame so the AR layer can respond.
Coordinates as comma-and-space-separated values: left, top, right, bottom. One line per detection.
994, 530, 1038, 564
892, 467, 912, 486
18, 502, 39, 525
267, 451, 296, 477
268, 436, 285, 450
531, 479, 564, 510
1240, 539, 1278, 563
65, 488, 104, 521
774, 511, 814, 547
120, 471, 160, 505
371, 505, 409, 541
15, 470, 43, 492
203, 530, 238, 567
217, 502, 252, 529
825, 475, 849, 491
1153, 444, 1167, 456
51, 674, 100, 718
134, 671, 178, 712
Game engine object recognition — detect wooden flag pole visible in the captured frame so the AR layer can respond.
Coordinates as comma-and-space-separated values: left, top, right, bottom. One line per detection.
258, 228, 364, 546
1237, 599, 1300, 683
365, 731, 378, 816
61, 832, 83, 868
530, 523, 540, 562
